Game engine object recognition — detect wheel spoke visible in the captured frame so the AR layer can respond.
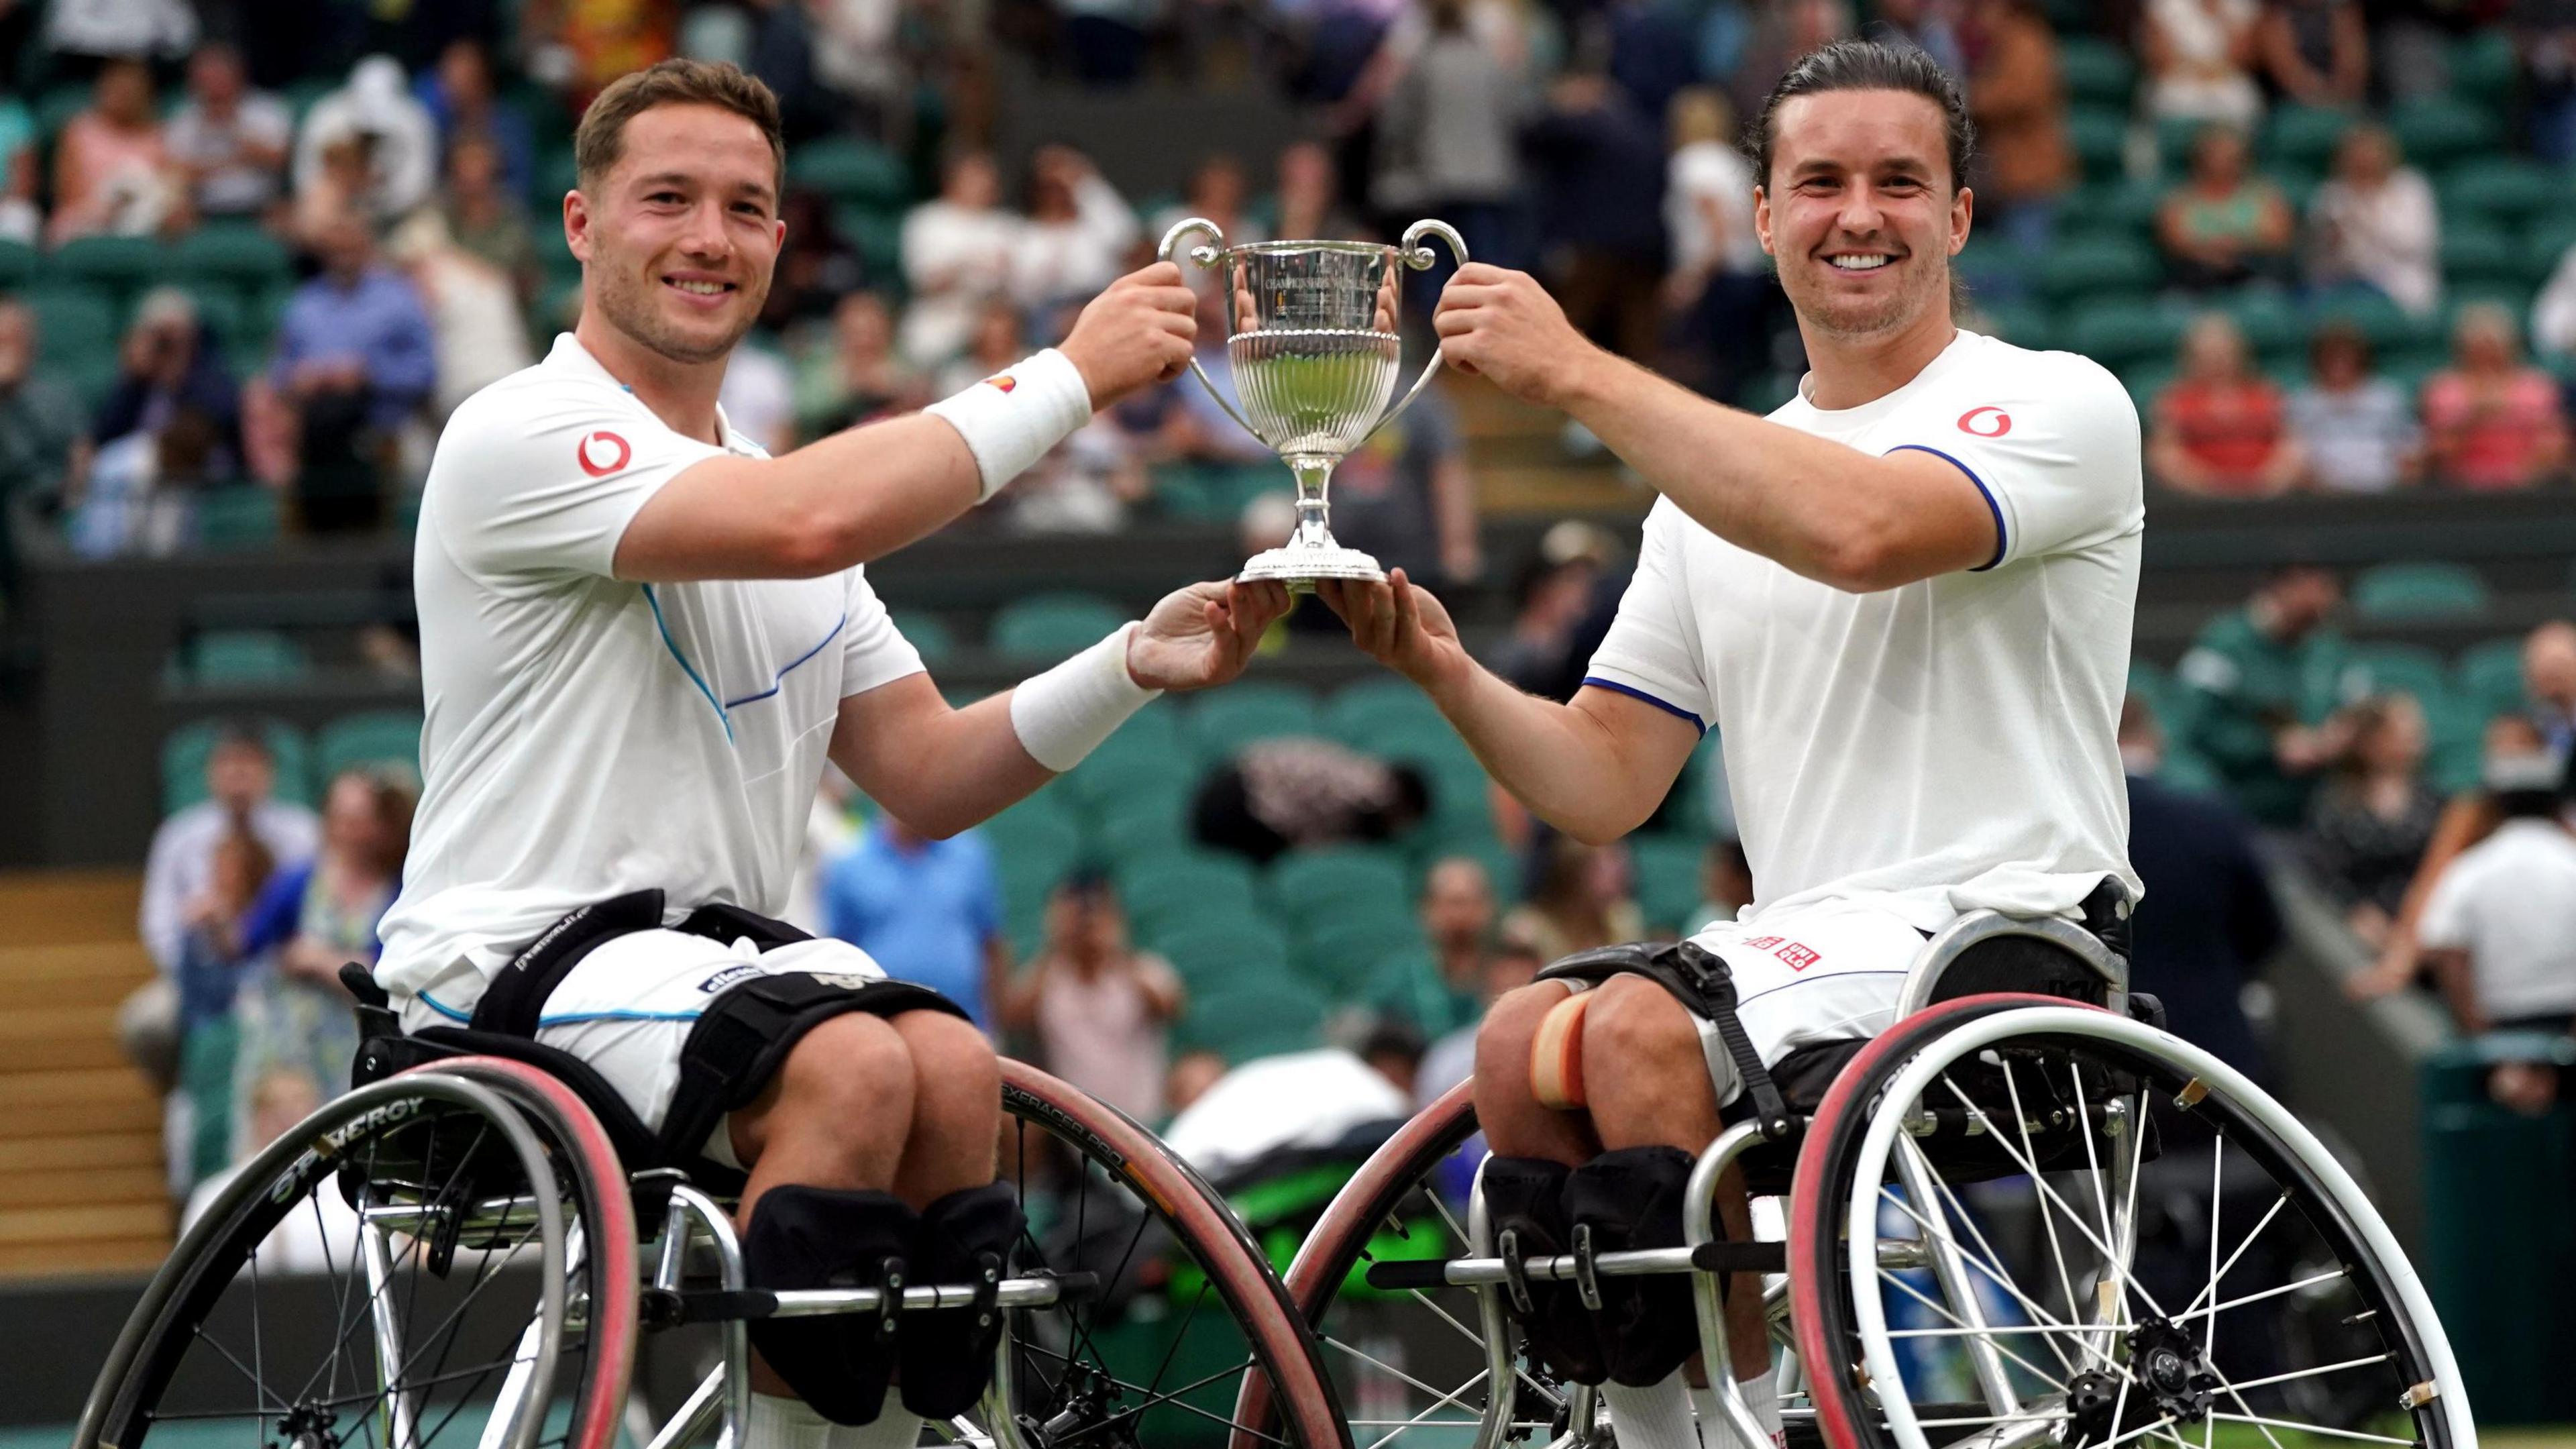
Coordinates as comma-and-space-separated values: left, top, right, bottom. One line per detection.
1392, 1286, 1564, 1404
1320, 1336, 1497, 1421
1936, 1076, 2172, 1323
2002, 1060, 2092, 1351
2222, 1353, 2396, 1393
2206, 1413, 2418, 1446
1873, 1269, 2066, 1387
1361, 1374, 1499, 1449
2172, 1269, 2348, 1326
2180, 1195, 2290, 1323
1875, 1185, 2083, 1375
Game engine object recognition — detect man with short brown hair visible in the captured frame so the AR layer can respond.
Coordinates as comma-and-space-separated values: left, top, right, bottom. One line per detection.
377, 58, 1289, 1449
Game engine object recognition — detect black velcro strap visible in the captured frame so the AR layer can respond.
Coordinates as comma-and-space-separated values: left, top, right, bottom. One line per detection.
661, 974, 966, 1170
674, 902, 814, 952
470, 890, 667, 1036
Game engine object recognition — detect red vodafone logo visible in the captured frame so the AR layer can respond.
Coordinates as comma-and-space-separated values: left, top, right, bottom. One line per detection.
576, 431, 631, 477
1957, 406, 2012, 437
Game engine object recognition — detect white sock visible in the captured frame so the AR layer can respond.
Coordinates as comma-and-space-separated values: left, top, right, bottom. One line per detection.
747, 1393, 835, 1449
829, 1409, 924, 1449
1601, 1374, 1700, 1449
1691, 1368, 1784, 1449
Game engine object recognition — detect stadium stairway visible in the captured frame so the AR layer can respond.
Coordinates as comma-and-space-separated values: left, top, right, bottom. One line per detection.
1445, 376, 1638, 516
0, 871, 168, 1278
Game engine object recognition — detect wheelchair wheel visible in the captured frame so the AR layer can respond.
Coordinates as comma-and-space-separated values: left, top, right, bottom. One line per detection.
78, 1059, 639, 1449
1230, 1082, 1591, 1449
953, 1058, 1351, 1449
1790, 994, 2475, 1449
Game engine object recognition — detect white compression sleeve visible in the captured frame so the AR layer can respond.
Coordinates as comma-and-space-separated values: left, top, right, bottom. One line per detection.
922, 347, 1091, 502
1690, 1368, 1784, 1449
747, 1393, 835, 1449
827, 1411, 922, 1449
1008, 623, 1161, 772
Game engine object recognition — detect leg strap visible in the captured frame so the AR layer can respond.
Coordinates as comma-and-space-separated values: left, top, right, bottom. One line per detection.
1481, 1157, 1608, 1385
1565, 1146, 1703, 1387
1529, 989, 1594, 1110
899, 1181, 1025, 1418
663, 975, 967, 1173
743, 1185, 918, 1426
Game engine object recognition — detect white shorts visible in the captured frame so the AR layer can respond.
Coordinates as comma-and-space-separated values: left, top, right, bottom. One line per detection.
1633, 899, 1931, 1105
398, 929, 896, 1170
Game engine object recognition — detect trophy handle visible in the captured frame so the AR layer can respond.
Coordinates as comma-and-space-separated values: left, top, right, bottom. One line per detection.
1155, 215, 1261, 439
1358, 218, 1470, 447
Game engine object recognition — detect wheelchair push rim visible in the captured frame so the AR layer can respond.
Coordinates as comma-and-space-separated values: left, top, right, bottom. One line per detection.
1791, 995, 2473, 1449
78, 1062, 637, 1449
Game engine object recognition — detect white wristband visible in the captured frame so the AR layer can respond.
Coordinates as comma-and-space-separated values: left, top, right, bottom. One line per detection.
924, 347, 1093, 502
1010, 623, 1162, 772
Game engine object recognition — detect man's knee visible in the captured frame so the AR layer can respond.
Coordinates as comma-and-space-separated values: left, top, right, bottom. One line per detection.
775, 1011, 918, 1126
1477, 980, 1573, 1086
1581, 975, 1707, 1102
891, 1008, 999, 1103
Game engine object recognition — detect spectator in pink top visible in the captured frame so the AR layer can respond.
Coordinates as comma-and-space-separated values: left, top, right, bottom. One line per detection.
1001, 870, 1184, 1123
2420, 305, 2570, 491
48, 58, 178, 244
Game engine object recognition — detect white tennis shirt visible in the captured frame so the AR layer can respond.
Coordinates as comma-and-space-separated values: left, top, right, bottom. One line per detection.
1586, 329, 2147, 931
2417, 818, 2576, 1022
376, 334, 925, 1018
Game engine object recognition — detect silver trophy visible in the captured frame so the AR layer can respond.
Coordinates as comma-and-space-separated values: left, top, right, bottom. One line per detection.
1159, 216, 1468, 586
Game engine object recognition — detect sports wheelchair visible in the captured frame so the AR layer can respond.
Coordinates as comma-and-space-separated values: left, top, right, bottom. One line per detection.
75, 994, 1354, 1449
1233, 904, 2476, 1449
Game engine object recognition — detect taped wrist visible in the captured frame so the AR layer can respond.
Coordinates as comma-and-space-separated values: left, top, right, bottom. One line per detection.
923, 347, 1091, 502
743, 1185, 918, 1425
1564, 1146, 1701, 1387
1009, 623, 1161, 772
898, 1181, 1026, 1418
1481, 1156, 1607, 1385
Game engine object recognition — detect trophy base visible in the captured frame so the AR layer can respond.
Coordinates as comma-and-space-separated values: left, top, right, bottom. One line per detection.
1239, 543, 1387, 590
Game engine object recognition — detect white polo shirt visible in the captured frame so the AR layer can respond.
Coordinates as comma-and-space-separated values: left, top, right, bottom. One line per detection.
2418, 818, 2576, 1022
376, 335, 925, 1019
1586, 329, 2146, 932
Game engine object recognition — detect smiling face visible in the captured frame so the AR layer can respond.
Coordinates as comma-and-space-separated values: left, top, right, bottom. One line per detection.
1756, 89, 1968, 343
569, 103, 783, 366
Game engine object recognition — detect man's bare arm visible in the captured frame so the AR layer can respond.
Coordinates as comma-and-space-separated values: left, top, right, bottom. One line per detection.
1322, 571, 1702, 843
830, 675, 1055, 839
1432, 265, 1996, 592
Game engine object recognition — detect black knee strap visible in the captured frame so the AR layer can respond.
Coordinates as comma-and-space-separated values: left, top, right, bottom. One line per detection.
1536, 941, 1791, 1138
1481, 1157, 1607, 1385
743, 1185, 918, 1426
900, 1181, 1025, 1418
662, 973, 966, 1171
1564, 1146, 1700, 1387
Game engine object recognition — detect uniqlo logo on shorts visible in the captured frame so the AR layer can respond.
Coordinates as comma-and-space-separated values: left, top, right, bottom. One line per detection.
1773, 942, 1822, 971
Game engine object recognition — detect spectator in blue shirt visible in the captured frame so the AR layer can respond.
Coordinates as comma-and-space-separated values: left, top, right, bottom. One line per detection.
414, 38, 535, 199
272, 206, 436, 531
823, 814, 1014, 1030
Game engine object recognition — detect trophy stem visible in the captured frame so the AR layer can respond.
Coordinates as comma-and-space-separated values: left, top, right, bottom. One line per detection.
1287, 455, 1337, 551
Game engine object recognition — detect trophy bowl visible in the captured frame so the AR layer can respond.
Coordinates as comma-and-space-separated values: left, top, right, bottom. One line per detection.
1158, 216, 1468, 588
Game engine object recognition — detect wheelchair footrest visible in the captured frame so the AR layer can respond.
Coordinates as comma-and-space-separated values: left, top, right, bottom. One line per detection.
1364, 1242, 1785, 1291
641, 1272, 1098, 1328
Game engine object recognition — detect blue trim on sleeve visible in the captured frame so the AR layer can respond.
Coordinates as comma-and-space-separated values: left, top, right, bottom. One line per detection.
417, 989, 473, 1023
722, 610, 849, 708
535, 1008, 709, 1026
1887, 444, 2006, 572
1581, 677, 1707, 735
641, 584, 733, 742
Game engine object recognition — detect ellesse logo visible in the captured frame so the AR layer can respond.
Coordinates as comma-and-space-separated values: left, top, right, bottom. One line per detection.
576, 431, 631, 476
1957, 406, 2012, 437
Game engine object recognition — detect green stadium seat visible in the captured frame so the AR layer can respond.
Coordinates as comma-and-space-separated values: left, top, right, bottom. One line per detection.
315, 710, 424, 784
789, 140, 911, 205
2343, 643, 2449, 707
2352, 561, 2491, 623
2079, 178, 2166, 235
2057, 37, 2135, 109
1185, 682, 1322, 761
1156, 918, 1293, 989
2157, 747, 2224, 797
2222, 290, 2308, 366
2441, 159, 2561, 228
2456, 637, 2529, 720
2067, 299, 2188, 370
1736, 372, 1801, 415
989, 591, 1127, 661
836, 204, 906, 285
2118, 362, 2178, 416
1627, 835, 1707, 936
1267, 845, 1411, 921
2262, 104, 2355, 176
1295, 912, 1428, 999
2035, 235, 2159, 306
34, 85, 91, 144
2064, 107, 2131, 186
2127, 658, 2178, 725
174, 284, 250, 354
2524, 216, 2576, 284
2441, 221, 2524, 289
2377, 343, 2450, 396
531, 146, 580, 209
30, 287, 120, 368
50, 234, 166, 292
2312, 292, 2439, 353
2388, 96, 2497, 169
162, 717, 314, 814
195, 487, 282, 549
1969, 299, 2052, 352
889, 609, 954, 663
172, 223, 292, 289
1175, 978, 1326, 1063
1322, 678, 1447, 747
0, 240, 35, 288
1124, 854, 1261, 925
2446, 279, 2536, 319
1092, 781, 1193, 857
2449, 30, 2518, 113
175, 629, 309, 686
2154, 115, 2218, 178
